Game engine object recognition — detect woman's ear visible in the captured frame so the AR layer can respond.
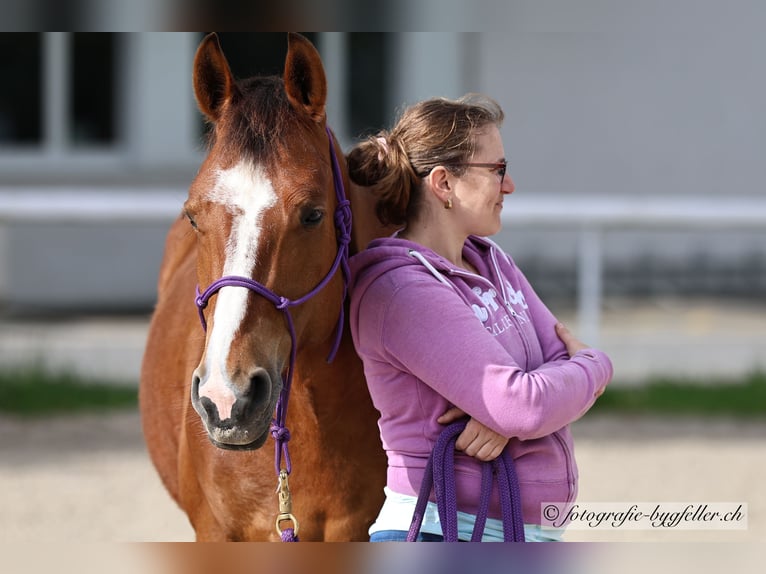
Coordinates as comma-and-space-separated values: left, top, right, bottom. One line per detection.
424, 166, 453, 204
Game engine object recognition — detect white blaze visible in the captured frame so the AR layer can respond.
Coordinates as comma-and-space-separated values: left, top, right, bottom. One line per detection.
198, 161, 277, 420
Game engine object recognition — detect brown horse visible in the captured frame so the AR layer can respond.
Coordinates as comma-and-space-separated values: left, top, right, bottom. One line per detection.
140, 33, 389, 541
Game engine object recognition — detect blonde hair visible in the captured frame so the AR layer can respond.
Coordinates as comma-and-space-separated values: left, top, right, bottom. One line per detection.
347, 93, 504, 226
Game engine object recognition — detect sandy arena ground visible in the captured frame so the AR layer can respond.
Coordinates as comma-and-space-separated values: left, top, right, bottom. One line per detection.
0, 410, 762, 544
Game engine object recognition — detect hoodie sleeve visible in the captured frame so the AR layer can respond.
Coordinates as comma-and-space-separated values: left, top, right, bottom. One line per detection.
368, 273, 612, 441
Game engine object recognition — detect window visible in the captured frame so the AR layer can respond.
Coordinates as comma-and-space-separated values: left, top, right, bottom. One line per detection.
214, 33, 318, 79
0, 33, 42, 145
348, 33, 390, 138
0, 32, 118, 150
70, 33, 117, 146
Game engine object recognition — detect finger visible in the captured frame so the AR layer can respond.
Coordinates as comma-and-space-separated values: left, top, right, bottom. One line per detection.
462, 440, 479, 458
556, 322, 589, 354
476, 439, 507, 461
455, 434, 475, 453
454, 426, 479, 452
437, 406, 466, 424
478, 448, 502, 462
491, 446, 504, 461
463, 428, 496, 459
555, 322, 572, 341
473, 442, 493, 462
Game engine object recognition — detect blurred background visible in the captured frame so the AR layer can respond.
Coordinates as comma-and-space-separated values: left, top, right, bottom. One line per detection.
0, 0, 765, 553
1, 18, 765, 383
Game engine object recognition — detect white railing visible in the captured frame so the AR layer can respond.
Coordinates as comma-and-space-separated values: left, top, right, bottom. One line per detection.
0, 188, 186, 223
3, 188, 766, 346
502, 194, 766, 346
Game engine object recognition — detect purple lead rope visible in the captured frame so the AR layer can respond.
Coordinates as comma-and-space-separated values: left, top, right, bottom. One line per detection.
407, 420, 526, 542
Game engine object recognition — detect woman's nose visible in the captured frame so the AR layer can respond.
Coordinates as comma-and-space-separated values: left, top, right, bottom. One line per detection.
501, 173, 515, 195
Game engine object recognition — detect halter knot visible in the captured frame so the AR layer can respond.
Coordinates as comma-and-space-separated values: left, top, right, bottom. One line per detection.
276, 297, 291, 310
270, 422, 291, 443
334, 199, 353, 245
194, 286, 207, 309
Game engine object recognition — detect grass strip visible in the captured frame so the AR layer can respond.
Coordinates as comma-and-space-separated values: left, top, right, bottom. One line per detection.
0, 368, 137, 417
1, 369, 765, 418
592, 370, 766, 417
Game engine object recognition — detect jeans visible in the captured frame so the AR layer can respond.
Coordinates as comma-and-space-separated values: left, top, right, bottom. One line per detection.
370, 530, 444, 542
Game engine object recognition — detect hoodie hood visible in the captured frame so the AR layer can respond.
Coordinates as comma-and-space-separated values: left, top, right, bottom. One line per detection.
350, 234, 498, 305
349, 234, 517, 340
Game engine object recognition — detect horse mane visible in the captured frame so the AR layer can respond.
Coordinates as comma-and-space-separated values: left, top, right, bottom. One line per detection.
205, 75, 312, 166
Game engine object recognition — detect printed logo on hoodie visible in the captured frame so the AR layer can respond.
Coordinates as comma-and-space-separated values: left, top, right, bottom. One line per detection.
471, 284, 530, 336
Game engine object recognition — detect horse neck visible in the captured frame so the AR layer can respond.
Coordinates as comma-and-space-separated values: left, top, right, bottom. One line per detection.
347, 181, 399, 254
291, 327, 368, 425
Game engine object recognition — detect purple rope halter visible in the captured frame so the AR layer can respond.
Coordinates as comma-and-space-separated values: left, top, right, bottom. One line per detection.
194, 126, 351, 541
407, 419, 526, 542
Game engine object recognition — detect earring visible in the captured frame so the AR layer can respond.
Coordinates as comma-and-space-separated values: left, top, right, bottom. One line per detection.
444, 198, 452, 210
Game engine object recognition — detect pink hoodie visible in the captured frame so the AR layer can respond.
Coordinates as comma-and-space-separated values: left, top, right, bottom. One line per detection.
349, 235, 613, 525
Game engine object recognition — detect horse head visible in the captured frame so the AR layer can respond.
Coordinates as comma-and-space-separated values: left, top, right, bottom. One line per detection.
185, 33, 348, 451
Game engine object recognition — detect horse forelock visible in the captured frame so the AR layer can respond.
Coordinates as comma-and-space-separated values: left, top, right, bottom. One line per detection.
208, 75, 318, 170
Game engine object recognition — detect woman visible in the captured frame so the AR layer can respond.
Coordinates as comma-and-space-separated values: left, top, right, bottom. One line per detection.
347, 94, 612, 542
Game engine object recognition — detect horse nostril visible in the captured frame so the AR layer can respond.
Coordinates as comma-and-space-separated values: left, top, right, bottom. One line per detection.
230, 367, 272, 423
200, 396, 221, 425
247, 368, 271, 408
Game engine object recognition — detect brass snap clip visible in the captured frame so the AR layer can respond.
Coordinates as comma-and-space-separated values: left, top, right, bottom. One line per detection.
275, 469, 300, 537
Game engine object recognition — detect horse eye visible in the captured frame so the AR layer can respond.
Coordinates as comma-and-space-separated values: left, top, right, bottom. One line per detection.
185, 211, 199, 230
301, 208, 324, 227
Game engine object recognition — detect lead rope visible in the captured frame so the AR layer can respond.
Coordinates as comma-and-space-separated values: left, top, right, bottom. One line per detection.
406, 420, 526, 542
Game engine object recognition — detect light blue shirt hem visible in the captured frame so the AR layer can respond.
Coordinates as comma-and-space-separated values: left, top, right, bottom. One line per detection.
369, 487, 565, 542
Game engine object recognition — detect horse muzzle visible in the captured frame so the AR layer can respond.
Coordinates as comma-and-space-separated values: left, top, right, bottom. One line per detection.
191, 366, 281, 450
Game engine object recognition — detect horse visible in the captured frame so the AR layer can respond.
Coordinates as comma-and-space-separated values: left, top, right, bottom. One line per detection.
139, 33, 391, 541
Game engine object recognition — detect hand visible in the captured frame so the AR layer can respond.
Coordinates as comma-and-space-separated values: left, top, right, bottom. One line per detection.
437, 407, 509, 462
555, 322, 589, 357
556, 322, 606, 398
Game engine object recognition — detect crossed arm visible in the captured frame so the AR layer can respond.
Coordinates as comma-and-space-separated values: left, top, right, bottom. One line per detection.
437, 322, 602, 461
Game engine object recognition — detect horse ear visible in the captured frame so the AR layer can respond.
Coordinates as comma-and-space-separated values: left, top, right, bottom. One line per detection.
284, 33, 327, 123
193, 33, 236, 122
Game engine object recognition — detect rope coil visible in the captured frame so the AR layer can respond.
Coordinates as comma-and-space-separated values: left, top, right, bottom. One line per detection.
407, 419, 526, 542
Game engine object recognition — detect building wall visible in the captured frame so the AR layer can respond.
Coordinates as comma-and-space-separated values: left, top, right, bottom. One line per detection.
478, 4, 766, 299
383, 9, 766, 301
1, 11, 765, 313
0, 33, 199, 314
